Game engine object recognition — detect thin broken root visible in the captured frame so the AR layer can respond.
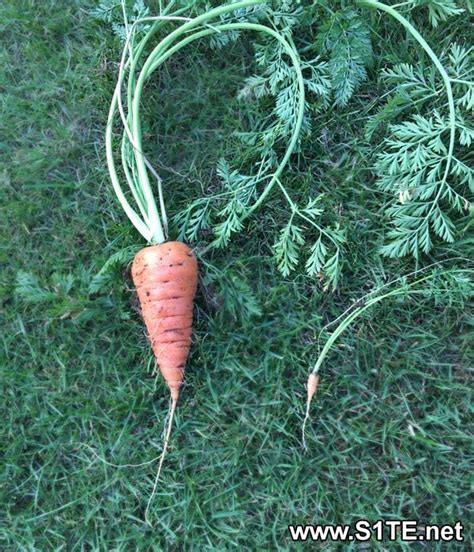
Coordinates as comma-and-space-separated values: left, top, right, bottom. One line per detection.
84, 444, 163, 469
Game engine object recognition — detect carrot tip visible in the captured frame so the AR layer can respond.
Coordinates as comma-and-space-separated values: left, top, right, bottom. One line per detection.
307, 373, 319, 403
302, 374, 320, 451
170, 386, 180, 404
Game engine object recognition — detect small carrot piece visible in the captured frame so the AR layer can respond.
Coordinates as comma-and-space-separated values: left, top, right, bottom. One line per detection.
302, 373, 320, 450
307, 373, 319, 404
131, 240, 198, 523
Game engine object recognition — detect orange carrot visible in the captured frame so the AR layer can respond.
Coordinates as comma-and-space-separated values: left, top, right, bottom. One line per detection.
131, 240, 198, 522
132, 241, 198, 401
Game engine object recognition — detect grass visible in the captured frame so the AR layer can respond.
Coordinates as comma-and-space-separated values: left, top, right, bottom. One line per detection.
1, 1, 472, 549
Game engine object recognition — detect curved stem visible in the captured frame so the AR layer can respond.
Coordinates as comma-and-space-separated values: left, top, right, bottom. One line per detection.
127, 1, 267, 243
311, 267, 469, 376
109, 0, 306, 244
106, 86, 154, 242
302, 266, 471, 446
106, 11, 190, 242
130, 14, 304, 241
136, 22, 305, 198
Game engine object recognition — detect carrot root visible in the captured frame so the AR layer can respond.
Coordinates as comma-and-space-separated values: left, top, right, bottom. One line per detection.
132, 241, 198, 404
144, 396, 178, 526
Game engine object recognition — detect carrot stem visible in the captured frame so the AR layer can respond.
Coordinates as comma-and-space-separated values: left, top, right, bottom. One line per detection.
106, 0, 305, 244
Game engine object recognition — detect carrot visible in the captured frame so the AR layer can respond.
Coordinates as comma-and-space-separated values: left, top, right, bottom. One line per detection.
132, 241, 198, 402
131, 240, 198, 523
302, 373, 319, 450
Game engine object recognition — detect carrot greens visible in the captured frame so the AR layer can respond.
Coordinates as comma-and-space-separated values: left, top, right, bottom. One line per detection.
105, 0, 307, 246
102, 0, 472, 289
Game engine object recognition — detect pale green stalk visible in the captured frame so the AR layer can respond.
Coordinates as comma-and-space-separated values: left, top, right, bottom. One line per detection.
302, 266, 471, 447
105, 11, 190, 242
107, 0, 306, 245
310, 267, 470, 377
131, 22, 305, 224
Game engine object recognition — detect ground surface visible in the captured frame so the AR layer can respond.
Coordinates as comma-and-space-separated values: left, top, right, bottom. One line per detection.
1, 1, 472, 550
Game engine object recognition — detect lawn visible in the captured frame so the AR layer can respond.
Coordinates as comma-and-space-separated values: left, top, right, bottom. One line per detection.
1, 0, 472, 549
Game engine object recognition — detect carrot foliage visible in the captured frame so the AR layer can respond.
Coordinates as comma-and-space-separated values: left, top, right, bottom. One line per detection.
104, 0, 307, 247
100, 0, 472, 289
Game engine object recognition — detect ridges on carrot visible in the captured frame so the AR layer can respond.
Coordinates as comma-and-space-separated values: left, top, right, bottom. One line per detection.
132, 242, 198, 402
